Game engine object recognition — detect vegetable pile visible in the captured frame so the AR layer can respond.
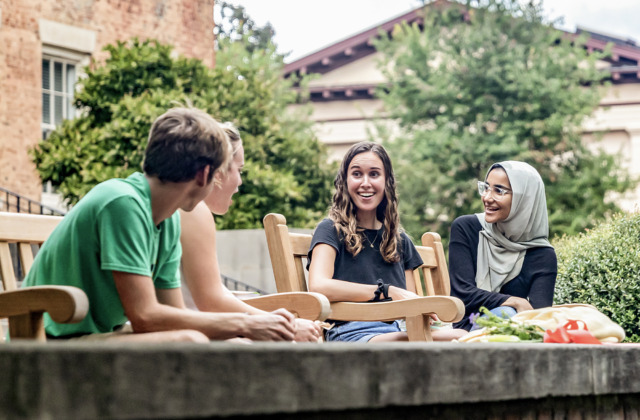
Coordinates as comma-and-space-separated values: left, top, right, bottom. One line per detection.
458, 307, 545, 343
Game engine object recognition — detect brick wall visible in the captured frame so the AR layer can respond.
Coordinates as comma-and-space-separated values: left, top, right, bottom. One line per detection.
0, 0, 215, 202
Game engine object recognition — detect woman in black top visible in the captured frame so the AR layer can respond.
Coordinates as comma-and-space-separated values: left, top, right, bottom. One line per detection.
307, 141, 466, 342
449, 161, 556, 331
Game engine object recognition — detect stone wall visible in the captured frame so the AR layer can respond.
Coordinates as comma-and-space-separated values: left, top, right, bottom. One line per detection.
1, 342, 639, 419
0, 0, 215, 200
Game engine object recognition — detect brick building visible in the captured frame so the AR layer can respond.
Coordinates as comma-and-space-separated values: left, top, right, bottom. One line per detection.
0, 0, 215, 210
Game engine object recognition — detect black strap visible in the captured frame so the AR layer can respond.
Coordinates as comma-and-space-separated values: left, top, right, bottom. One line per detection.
368, 279, 392, 302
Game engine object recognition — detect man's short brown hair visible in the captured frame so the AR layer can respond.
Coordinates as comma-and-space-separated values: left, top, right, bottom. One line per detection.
143, 107, 231, 183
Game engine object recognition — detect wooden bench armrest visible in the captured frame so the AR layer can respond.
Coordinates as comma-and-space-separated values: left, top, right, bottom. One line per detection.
243, 292, 331, 321
0, 286, 88, 322
0, 286, 89, 341
329, 296, 465, 323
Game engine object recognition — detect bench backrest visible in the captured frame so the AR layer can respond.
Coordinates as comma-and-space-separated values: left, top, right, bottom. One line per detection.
0, 212, 84, 341
416, 232, 451, 296
0, 212, 63, 292
263, 213, 452, 297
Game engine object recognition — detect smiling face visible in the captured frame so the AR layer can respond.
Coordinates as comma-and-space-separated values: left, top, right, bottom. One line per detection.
204, 143, 244, 215
346, 151, 386, 222
482, 168, 513, 224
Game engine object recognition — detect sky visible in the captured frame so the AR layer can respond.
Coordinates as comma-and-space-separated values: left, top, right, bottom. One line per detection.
221, 0, 640, 63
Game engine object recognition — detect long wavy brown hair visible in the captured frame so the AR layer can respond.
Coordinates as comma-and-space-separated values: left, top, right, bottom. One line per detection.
328, 142, 402, 263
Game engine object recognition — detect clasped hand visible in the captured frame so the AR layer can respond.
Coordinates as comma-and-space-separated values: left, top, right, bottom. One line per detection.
243, 308, 322, 342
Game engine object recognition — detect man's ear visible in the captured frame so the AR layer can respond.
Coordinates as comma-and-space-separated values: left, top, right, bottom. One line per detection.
195, 165, 211, 187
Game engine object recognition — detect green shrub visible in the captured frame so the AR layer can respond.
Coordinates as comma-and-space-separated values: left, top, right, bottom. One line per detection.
553, 212, 640, 342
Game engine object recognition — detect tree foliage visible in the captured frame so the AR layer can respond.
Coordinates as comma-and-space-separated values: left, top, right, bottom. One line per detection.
31, 37, 333, 228
374, 0, 636, 241
214, 1, 275, 53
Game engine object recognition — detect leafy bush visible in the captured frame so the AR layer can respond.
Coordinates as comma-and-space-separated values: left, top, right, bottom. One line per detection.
554, 212, 640, 342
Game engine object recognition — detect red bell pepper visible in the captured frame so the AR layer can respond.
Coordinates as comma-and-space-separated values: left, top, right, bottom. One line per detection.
543, 319, 602, 344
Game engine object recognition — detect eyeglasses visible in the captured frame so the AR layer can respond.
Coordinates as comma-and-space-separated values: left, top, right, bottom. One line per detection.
477, 181, 511, 200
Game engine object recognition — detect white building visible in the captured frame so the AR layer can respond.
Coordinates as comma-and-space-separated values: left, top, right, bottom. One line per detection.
285, 6, 640, 209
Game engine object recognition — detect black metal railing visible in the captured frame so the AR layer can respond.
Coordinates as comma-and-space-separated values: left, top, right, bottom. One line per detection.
0, 186, 66, 216
221, 274, 267, 295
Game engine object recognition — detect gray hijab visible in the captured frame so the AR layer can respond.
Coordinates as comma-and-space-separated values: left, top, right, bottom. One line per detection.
475, 161, 552, 292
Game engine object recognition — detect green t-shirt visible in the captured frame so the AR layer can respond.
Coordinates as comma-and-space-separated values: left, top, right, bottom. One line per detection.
23, 172, 182, 336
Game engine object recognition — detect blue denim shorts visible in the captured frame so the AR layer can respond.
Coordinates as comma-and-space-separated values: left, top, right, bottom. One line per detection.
325, 321, 402, 342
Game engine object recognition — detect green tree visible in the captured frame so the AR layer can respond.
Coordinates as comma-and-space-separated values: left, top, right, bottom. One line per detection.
374, 0, 635, 241
215, 1, 275, 52
31, 38, 333, 228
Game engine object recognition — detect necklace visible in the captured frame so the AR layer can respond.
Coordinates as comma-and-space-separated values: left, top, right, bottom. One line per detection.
362, 228, 381, 248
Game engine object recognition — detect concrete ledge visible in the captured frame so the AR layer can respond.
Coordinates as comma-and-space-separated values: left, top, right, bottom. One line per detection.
1, 342, 639, 419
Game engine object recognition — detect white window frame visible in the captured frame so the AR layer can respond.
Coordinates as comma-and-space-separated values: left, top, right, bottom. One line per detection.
41, 54, 78, 137
41, 46, 89, 136
40, 47, 89, 196
38, 20, 95, 202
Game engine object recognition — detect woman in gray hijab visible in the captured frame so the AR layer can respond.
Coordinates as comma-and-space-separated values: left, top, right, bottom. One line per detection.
448, 161, 556, 331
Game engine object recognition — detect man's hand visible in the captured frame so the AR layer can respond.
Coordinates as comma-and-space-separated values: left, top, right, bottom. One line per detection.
242, 308, 296, 341
293, 318, 322, 342
387, 286, 419, 301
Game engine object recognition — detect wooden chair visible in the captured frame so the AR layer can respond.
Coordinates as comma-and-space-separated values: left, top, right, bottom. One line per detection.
418, 231, 593, 315
0, 212, 88, 341
411, 232, 451, 297
263, 213, 465, 341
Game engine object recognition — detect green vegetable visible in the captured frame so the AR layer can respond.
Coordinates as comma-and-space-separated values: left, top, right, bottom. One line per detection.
475, 307, 544, 341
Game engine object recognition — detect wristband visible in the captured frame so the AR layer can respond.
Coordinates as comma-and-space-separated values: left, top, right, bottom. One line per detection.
368, 279, 392, 302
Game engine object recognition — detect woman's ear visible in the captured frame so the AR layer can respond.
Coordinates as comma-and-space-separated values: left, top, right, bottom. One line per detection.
211, 167, 226, 189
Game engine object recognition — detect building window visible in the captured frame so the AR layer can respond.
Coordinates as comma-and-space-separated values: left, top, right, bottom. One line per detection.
41, 56, 77, 139
41, 57, 78, 195
38, 20, 95, 206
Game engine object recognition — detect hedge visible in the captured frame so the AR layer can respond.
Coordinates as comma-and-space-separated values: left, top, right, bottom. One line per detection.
553, 211, 640, 343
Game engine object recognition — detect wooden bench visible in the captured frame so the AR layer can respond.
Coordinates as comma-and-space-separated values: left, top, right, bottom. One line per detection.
0, 212, 88, 341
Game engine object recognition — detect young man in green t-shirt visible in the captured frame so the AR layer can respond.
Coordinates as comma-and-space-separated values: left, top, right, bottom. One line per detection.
24, 107, 296, 342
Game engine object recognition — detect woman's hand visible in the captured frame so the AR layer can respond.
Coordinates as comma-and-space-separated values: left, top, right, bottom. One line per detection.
387, 286, 419, 301
503, 296, 533, 313
293, 318, 322, 342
